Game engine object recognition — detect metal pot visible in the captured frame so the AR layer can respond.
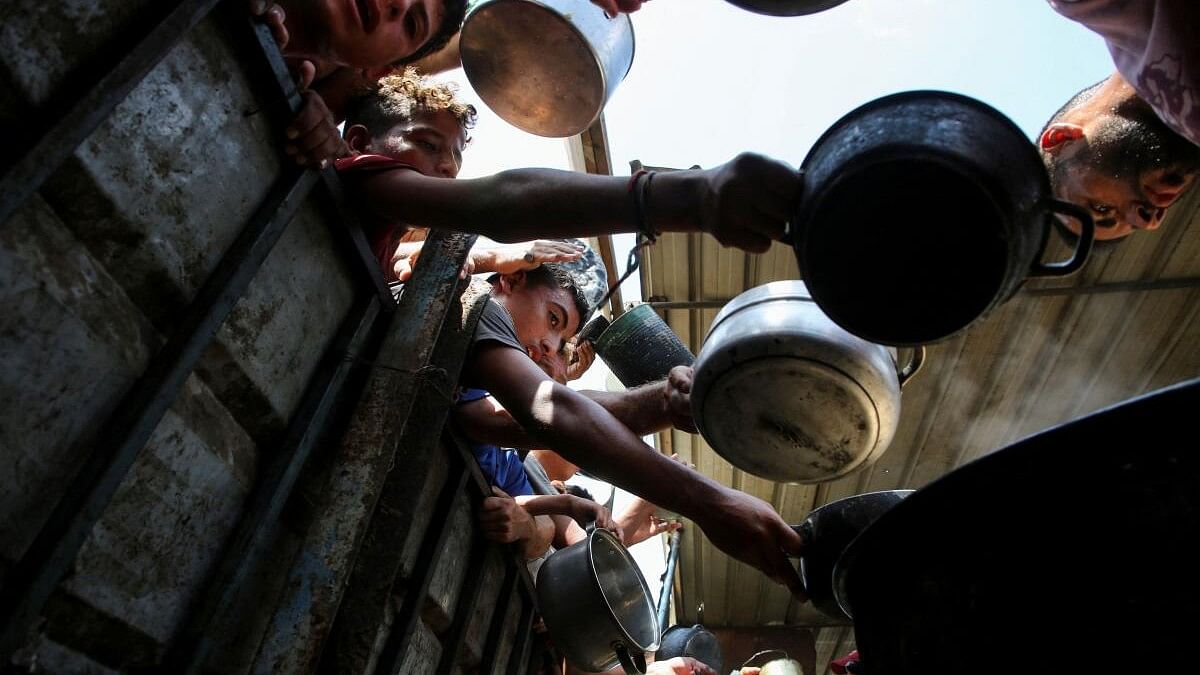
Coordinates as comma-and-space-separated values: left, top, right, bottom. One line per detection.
459, 0, 635, 137
793, 489, 912, 621
691, 281, 923, 484
536, 526, 659, 673
724, 0, 852, 16
657, 624, 723, 672
791, 90, 1095, 346
595, 303, 695, 388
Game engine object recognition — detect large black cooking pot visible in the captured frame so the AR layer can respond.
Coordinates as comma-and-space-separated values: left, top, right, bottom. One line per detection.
792, 91, 1094, 346
833, 378, 1200, 675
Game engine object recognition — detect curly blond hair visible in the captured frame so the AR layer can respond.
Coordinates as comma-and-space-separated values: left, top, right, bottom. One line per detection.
346, 67, 477, 136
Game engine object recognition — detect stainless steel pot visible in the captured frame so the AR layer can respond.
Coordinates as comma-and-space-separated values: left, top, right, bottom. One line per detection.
460, 0, 635, 137
791, 90, 1095, 346
536, 527, 659, 673
691, 281, 923, 484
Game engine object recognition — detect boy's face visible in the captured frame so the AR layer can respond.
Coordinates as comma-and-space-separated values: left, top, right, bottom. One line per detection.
498, 275, 582, 371
362, 109, 466, 177
302, 0, 446, 68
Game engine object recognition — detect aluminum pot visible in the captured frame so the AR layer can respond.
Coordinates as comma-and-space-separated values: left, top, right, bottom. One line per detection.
691, 281, 923, 484
791, 90, 1095, 346
724, 0, 852, 16
460, 0, 635, 137
536, 527, 659, 673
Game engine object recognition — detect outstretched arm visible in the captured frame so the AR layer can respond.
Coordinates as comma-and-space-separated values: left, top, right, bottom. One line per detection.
465, 345, 806, 596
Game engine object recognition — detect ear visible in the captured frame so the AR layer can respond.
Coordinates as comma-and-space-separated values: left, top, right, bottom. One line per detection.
499, 270, 527, 291
1039, 123, 1085, 153
343, 124, 373, 154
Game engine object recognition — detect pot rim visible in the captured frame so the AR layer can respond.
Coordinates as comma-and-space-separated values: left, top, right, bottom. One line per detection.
587, 527, 661, 652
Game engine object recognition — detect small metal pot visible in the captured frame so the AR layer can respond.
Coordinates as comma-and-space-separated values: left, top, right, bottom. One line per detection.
793, 489, 912, 621
595, 303, 695, 388
460, 0, 635, 137
536, 527, 659, 673
724, 0, 852, 16
691, 281, 923, 484
792, 90, 1095, 346
657, 624, 723, 672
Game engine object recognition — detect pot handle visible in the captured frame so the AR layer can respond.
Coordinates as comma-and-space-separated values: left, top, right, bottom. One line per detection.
614, 641, 647, 674
896, 346, 926, 390
779, 169, 807, 247
1030, 199, 1095, 278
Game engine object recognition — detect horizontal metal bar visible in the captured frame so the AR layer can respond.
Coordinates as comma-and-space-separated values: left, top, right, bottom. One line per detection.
0, 166, 320, 661
165, 293, 384, 674
646, 276, 1200, 312
0, 0, 222, 227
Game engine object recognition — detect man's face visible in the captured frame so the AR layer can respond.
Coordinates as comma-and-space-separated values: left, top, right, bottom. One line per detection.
1051, 149, 1196, 241
368, 109, 466, 177
312, 0, 445, 68
502, 279, 582, 370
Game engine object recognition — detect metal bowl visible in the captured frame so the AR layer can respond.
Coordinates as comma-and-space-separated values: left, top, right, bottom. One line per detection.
724, 0, 852, 17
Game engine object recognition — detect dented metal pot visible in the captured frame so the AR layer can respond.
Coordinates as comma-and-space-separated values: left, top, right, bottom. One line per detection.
691, 281, 923, 484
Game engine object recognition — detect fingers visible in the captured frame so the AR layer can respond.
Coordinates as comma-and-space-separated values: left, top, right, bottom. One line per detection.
590, 0, 620, 14
294, 59, 316, 91
285, 91, 345, 167
491, 486, 511, 499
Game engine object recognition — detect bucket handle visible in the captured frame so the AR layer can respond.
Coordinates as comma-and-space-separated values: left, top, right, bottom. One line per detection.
896, 346, 926, 390
614, 641, 647, 674
1030, 199, 1095, 278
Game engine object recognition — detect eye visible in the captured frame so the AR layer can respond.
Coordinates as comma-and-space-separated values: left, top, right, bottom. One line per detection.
418, 140, 437, 152
1090, 202, 1113, 215
549, 311, 560, 328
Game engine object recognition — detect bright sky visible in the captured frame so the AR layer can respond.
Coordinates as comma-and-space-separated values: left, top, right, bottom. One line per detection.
435, 0, 1117, 616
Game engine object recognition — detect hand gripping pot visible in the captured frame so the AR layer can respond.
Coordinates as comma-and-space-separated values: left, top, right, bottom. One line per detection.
691, 281, 923, 484
536, 526, 659, 673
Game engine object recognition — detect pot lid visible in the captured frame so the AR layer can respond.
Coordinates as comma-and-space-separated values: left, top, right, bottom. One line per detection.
698, 356, 880, 483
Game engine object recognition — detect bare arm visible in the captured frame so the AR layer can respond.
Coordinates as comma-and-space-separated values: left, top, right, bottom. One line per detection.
355, 154, 798, 253
466, 345, 806, 595
454, 380, 675, 449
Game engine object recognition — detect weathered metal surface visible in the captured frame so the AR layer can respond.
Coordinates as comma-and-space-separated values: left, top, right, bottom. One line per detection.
0, 165, 319, 661
458, 548, 507, 667
164, 295, 384, 673
251, 230, 477, 674
0, 0, 222, 227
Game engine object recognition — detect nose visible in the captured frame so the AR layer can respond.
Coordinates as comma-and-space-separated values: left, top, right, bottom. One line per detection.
1125, 203, 1164, 231
437, 153, 457, 178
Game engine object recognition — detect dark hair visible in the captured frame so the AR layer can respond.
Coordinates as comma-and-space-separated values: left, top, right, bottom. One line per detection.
344, 68, 477, 137
397, 0, 469, 66
524, 264, 591, 337
564, 484, 595, 502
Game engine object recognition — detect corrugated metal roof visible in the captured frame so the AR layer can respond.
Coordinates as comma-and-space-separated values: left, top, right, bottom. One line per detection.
641, 179, 1200, 672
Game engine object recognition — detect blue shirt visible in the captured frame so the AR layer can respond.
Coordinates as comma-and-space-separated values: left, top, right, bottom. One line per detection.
457, 388, 533, 497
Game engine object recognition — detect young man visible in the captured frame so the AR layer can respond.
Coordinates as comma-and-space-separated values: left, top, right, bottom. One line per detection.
339, 71, 801, 256
1042, 1, 1200, 241
1039, 74, 1199, 242
457, 264, 806, 595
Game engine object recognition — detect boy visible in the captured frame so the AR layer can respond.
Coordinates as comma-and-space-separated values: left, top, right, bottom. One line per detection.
250, 0, 647, 166
456, 263, 806, 595
339, 70, 801, 256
